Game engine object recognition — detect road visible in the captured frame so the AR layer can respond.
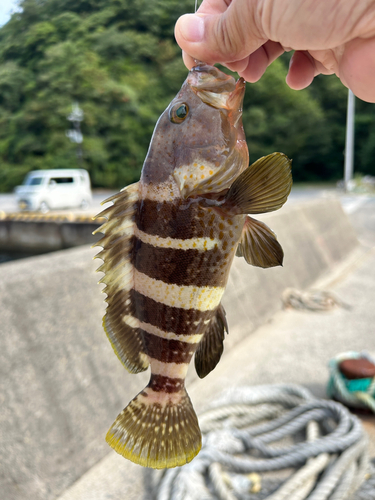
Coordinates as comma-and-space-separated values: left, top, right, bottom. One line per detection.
0, 185, 373, 217
0, 190, 117, 216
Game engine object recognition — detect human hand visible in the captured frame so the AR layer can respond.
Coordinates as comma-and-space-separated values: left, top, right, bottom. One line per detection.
175, 0, 375, 103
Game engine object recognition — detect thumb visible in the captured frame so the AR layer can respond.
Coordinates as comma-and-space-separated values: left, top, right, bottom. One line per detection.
175, 2, 265, 65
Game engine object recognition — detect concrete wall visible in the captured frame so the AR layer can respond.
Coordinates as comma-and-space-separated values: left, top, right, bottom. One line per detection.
223, 198, 359, 350
0, 218, 100, 252
0, 198, 358, 500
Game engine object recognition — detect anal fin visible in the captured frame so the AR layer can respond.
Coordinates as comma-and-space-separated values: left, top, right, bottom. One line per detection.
194, 304, 228, 379
236, 215, 284, 268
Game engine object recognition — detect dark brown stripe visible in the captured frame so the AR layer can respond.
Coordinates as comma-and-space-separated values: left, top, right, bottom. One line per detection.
102, 237, 134, 270
148, 374, 185, 393
131, 289, 213, 335
137, 199, 209, 239
106, 289, 133, 317
134, 238, 229, 287
142, 330, 198, 364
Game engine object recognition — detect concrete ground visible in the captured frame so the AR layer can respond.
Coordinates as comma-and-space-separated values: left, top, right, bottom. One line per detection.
1, 191, 374, 500
56, 198, 375, 500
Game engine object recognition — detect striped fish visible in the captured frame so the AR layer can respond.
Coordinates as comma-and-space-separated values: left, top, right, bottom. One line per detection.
94, 63, 292, 469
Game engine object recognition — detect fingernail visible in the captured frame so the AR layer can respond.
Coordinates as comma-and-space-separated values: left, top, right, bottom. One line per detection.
178, 14, 204, 43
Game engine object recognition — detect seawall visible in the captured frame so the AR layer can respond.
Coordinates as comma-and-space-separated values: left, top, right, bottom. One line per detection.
0, 213, 100, 252
0, 198, 359, 500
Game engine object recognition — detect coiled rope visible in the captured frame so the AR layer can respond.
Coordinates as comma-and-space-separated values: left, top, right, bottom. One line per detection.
327, 352, 375, 413
147, 385, 374, 500
281, 288, 350, 312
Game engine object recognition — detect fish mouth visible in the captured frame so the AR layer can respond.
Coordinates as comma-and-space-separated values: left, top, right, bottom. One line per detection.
187, 64, 245, 114
174, 64, 248, 200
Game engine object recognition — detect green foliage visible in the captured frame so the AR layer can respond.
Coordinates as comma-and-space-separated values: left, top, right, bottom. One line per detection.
0, 0, 374, 192
0, 0, 192, 191
244, 59, 328, 181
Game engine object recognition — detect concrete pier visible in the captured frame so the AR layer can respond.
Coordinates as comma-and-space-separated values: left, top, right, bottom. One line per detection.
0, 213, 101, 252
1, 197, 373, 500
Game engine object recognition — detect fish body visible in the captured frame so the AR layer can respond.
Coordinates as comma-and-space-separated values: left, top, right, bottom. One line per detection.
95, 64, 292, 469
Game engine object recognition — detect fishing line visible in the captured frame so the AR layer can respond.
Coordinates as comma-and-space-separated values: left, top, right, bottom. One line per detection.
192, 0, 205, 68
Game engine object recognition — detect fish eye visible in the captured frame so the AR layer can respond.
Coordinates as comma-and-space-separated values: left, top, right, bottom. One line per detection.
170, 103, 189, 124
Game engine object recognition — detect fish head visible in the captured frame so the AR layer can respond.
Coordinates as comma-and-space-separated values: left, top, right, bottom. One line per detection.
141, 64, 249, 199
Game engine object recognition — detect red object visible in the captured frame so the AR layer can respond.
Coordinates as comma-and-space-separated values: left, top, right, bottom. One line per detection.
339, 358, 375, 379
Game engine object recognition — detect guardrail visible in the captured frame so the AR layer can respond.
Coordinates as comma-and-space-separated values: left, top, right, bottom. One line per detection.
0, 211, 105, 223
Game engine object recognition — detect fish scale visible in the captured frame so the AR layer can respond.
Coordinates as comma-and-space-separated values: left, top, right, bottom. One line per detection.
94, 63, 292, 469
132, 189, 243, 378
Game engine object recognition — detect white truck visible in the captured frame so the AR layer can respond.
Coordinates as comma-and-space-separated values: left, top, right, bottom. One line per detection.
15, 169, 92, 213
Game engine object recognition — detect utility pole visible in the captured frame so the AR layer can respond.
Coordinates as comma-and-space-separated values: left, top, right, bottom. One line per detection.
66, 102, 84, 168
344, 90, 355, 192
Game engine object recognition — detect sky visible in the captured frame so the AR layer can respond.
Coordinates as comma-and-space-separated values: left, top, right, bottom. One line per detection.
0, 0, 20, 27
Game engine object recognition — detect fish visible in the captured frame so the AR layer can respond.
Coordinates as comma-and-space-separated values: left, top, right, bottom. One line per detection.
94, 63, 292, 469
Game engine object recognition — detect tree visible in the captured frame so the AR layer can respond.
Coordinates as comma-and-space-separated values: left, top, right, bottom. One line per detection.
0, 0, 373, 192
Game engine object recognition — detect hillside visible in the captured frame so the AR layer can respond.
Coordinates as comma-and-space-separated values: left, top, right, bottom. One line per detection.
0, 0, 374, 191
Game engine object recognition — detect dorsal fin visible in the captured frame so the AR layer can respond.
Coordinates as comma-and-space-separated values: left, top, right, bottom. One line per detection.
93, 183, 149, 373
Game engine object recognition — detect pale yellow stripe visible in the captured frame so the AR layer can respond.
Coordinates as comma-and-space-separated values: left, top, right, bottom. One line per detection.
149, 358, 189, 379
135, 226, 219, 251
134, 269, 224, 311
99, 261, 134, 291
140, 177, 180, 202
123, 314, 139, 328
139, 321, 204, 344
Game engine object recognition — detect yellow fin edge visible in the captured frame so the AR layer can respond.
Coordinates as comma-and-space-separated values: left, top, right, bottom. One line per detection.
106, 390, 202, 469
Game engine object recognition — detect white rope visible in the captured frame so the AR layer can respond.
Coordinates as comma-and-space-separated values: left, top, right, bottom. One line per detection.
281, 288, 350, 311
148, 384, 372, 500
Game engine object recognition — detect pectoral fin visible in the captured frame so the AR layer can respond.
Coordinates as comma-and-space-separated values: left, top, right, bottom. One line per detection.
195, 304, 228, 379
236, 216, 284, 268
224, 152, 292, 215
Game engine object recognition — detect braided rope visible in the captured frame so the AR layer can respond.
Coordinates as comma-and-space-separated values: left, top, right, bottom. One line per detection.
147, 384, 371, 500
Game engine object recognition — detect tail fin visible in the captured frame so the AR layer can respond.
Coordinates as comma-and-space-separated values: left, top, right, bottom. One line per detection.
106, 387, 202, 469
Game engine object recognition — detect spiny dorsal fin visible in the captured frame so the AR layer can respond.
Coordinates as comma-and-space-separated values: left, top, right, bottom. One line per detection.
94, 182, 149, 374
225, 152, 292, 214
195, 304, 228, 379
236, 215, 284, 268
